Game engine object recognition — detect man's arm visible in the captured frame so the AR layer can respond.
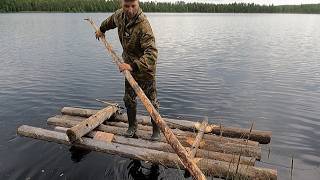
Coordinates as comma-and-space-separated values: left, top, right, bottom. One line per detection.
133, 22, 158, 74
99, 10, 120, 33
96, 10, 121, 40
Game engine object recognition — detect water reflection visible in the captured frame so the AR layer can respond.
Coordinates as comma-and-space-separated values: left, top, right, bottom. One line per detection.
127, 160, 161, 180
69, 146, 91, 163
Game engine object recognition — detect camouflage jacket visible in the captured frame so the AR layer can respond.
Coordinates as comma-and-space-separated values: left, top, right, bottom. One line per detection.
100, 8, 158, 81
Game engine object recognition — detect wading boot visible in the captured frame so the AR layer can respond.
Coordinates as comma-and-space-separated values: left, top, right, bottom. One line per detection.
125, 108, 137, 138
151, 119, 161, 141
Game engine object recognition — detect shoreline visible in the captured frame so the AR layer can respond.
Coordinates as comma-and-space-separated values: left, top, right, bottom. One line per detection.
1, 11, 320, 15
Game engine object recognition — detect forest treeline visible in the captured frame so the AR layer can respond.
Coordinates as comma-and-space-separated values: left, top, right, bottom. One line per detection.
1, 0, 320, 14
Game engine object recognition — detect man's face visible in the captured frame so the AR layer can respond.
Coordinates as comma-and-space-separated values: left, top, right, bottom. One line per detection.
122, 0, 139, 19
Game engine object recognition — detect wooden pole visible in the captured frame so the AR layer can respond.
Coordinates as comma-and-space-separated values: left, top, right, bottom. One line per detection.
190, 117, 208, 158
47, 117, 261, 159
61, 107, 271, 144
55, 126, 255, 165
17, 125, 277, 179
66, 106, 118, 142
85, 18, 205, 179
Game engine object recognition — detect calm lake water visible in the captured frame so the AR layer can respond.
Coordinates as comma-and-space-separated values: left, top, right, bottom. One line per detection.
0, 13, 319, 180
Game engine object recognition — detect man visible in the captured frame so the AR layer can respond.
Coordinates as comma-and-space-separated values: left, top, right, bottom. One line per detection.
95, 0, 160, 141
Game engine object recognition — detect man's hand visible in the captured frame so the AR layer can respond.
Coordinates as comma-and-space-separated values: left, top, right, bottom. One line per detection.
95, 29, 105, 41
119, 63, 133, 72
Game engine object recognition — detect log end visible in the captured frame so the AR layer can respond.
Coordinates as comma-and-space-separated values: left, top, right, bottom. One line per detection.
17, 125, 28, 136
66, 129, 77, 142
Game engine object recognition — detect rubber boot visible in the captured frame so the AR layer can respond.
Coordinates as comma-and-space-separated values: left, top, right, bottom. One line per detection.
151, 118, 161, 141
125, 107, 137, 138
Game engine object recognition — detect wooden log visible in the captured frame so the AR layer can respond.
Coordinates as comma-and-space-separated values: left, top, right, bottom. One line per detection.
48, 117, 261, 159
50, 116, 259, 148
190, 118, 208, 158
106, 121, 260, 149
17, 125, 277, 179
65, 106, 118, 142
61, 107, 271, 144
57, 113, 259, 147
54, 126, 255, 165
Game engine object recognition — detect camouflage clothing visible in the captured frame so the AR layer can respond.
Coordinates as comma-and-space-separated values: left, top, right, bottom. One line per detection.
100, 8, 158, 81
124, 79, 159, 111
100, 8, 159, 110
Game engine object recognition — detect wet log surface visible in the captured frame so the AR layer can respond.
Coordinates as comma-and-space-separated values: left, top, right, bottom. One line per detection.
47, 116, 262, 159
17, 125, 277, 180
61, 107, 271, 144
54, 126, 255, 166
65, 106, 118, 142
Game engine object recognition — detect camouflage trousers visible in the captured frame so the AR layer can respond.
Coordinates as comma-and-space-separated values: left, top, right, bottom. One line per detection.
123, 79, 160, 112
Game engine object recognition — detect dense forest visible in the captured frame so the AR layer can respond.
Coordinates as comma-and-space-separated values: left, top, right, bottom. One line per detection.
1, 0, 320, 13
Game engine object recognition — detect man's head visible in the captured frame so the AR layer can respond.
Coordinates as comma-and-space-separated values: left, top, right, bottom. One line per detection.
122, 0, 139, 19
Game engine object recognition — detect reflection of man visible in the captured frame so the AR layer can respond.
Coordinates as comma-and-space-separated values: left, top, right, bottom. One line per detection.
95, 0, 160, 140
127, 160, 160, 180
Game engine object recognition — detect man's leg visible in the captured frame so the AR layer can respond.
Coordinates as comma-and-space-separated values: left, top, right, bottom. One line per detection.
123, 80, 138, 137
141, 80, 160, 141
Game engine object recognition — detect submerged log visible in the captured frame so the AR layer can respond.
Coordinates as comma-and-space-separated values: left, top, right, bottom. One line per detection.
66, 106, 118, 142
54, 126, 255, 165
17, 125, 277, 179
48, 117, 261, 159
61, 107, 271, 144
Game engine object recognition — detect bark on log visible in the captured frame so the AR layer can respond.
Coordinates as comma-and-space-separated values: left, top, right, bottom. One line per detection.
190, 118, 208, 158
48, 117, 261, 159
17, 125, 277, 180
86, 19, 206, 180
54, 126, 255, 165
65, 106, 118, 142
59, 111, 258, 147
61, 107, 271, 144
51, 115, 259, 148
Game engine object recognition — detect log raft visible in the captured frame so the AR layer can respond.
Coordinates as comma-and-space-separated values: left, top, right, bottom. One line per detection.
16, 106, 277, 179
61, 107, 272, 144
47, 116, 261, 160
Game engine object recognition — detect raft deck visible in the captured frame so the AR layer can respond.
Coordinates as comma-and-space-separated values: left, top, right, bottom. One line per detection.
17, 106, 277, 179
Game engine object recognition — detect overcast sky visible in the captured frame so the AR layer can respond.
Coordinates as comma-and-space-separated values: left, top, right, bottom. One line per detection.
140, 0, 320, 5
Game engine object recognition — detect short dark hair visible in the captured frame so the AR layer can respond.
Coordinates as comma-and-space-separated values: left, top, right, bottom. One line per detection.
123, 0, 138, 2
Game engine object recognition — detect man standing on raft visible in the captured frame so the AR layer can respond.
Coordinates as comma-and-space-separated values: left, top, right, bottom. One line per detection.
95, 0, 160, 140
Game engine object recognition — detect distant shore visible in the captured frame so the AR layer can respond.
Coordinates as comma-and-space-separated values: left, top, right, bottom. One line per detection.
1, 0, 320, 14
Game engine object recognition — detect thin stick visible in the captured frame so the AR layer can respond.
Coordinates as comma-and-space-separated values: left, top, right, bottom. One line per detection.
290, 155, 294, 179
190, 117, 208, 158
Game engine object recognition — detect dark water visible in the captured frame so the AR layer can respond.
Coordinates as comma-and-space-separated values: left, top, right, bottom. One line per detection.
0, 13, 319, 180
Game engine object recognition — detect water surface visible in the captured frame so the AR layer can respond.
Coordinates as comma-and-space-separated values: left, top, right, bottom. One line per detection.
0, 13, 319, 180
